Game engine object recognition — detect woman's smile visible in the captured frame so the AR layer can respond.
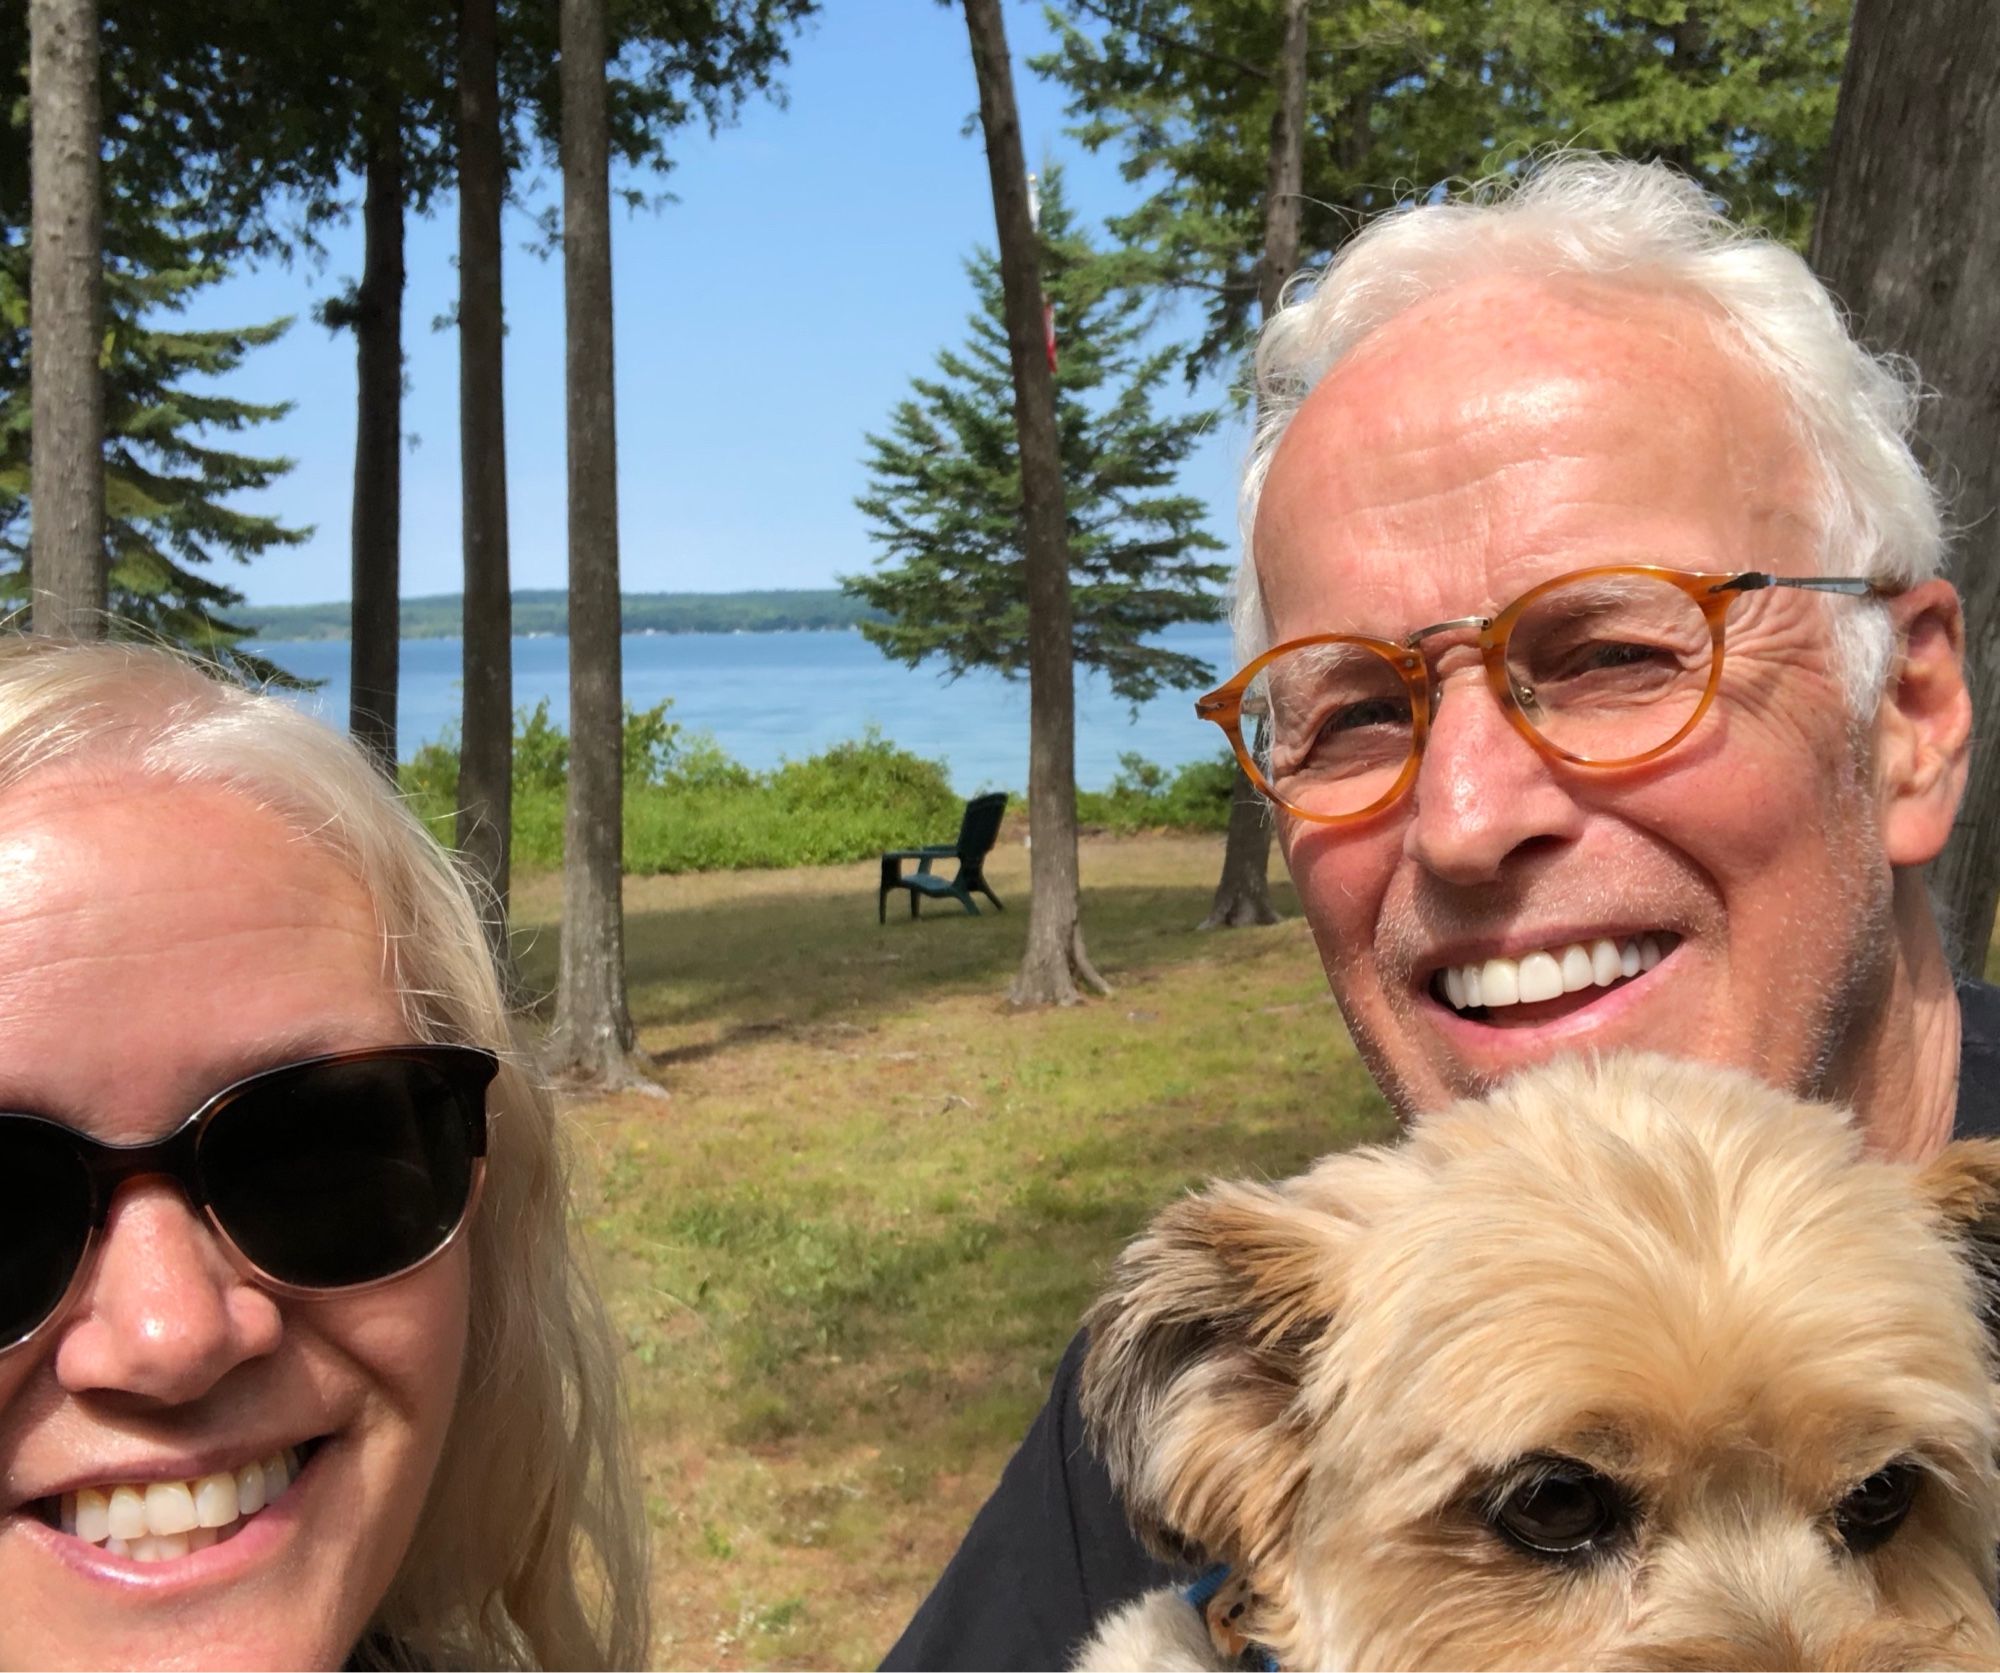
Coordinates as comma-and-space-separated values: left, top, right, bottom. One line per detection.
0, 781, 470, 1668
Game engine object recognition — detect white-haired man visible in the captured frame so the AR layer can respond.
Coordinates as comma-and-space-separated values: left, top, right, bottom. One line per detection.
883, 157, 1996, 1670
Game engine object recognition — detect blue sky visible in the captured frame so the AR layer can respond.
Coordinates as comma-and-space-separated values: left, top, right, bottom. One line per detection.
187, 0, 1252, 608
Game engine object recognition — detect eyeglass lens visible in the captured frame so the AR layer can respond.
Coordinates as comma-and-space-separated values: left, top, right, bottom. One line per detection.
0, 1052, 486, 1350
200, 1055, 481, 1289
1246, 571, 1717, 817
0, 1124, 94, 1346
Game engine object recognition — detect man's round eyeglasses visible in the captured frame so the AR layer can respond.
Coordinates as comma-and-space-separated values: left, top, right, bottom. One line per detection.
1196, 565, 1899, 826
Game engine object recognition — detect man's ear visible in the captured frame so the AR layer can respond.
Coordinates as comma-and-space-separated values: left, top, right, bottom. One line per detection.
1080, 1176, 1354, 1574
1877, 579, 1972, 868
1917, 1138, 2000, 1337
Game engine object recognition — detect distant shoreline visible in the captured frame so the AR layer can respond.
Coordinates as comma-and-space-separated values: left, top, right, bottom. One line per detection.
238, 586, 883, 643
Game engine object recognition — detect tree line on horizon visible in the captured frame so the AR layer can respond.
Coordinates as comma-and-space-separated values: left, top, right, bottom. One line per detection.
8, 0, 2000, 1063
240, 587, 889, 642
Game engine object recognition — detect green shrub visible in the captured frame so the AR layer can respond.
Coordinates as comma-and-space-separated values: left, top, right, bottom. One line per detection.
409, 710, 966, 875
402, 736, 457, 795
620, 699, 677, 787
514, 698, 571, 793
663, 729, 758, 794
615, 729, 963, 874
1076, 750, 1237, 833
404, 711, 1231, 873
768, 727, 958, 820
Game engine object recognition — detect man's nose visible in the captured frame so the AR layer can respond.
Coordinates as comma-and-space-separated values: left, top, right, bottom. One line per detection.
1401, 668, 1586, 883
51, 1181, 283, 1405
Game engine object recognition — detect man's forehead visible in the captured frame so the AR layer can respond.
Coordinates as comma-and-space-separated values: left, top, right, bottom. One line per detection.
1251, 273, 1815, 636
1336, 272, 1725, 389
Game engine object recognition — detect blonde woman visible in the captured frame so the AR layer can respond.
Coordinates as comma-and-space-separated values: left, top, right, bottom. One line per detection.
0, 636, 647, 1668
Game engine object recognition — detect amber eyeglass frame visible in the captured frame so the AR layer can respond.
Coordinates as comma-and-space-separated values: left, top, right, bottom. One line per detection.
1196, 565, 1899, 827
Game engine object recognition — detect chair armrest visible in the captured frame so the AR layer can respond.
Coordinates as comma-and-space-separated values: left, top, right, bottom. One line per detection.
880, 845, 957, 861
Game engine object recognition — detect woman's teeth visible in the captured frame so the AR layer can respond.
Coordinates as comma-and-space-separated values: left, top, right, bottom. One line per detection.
48, 1449, 302, 1563
1439, 934, 1671, 1013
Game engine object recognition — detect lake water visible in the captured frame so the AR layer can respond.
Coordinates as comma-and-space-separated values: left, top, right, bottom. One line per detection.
263, 623, 1240, 794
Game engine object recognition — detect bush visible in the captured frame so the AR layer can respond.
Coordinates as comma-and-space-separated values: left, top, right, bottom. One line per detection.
768, 727, 957, 819
402, 735, 463, 807
1076, 750, 1237, 834
614, 729, 962, 874
515, 698, 570, 793
403, 713, 1231, 873
406, 709, 965, 875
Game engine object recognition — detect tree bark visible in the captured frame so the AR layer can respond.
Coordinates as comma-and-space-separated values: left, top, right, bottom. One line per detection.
1201, 0, 1307, 932
350, 108, 405, 778
1809, 0, 2000, 976
26, 0, 105, 637
456, 0, 514, 953
962, 0, 1108, 1007
551, 0, 647, 1084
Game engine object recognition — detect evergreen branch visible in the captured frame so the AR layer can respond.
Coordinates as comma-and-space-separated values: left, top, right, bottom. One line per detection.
1055, 0, 1272, 89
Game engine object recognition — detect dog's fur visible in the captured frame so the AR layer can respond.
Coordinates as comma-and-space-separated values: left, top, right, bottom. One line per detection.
1075, 1053, 2000, 1670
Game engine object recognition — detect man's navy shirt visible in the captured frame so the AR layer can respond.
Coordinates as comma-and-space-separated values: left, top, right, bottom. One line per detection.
882, 979, 2000, 1670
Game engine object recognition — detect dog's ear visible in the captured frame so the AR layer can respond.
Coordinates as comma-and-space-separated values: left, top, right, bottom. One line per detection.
1919, 1138, 2000, 1338
1079, 1174, 1356, 1573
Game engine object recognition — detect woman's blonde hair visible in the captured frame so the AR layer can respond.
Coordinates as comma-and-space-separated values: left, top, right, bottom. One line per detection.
0, 635, 649, 1670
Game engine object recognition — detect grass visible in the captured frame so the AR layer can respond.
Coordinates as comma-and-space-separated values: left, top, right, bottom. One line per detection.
508, 829, 1394, 1668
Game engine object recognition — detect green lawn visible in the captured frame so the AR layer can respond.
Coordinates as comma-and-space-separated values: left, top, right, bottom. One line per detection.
510, 829, 1393, 1668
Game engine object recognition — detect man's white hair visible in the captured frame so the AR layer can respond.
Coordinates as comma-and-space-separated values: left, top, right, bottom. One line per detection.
1234, 155, 1944, 711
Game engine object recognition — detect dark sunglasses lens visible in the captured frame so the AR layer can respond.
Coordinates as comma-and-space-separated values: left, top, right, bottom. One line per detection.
0, 1119, 94, 1344
200, 1055, 486, 1289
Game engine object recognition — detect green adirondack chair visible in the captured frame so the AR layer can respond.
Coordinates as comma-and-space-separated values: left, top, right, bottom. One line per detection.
878, 792, 1007, 922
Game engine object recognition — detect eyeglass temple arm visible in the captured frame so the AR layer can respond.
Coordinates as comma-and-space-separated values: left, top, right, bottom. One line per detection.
1708, 573, 1897, 598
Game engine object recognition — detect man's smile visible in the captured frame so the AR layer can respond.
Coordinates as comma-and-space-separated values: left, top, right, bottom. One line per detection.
1429, 931, 1681, 1020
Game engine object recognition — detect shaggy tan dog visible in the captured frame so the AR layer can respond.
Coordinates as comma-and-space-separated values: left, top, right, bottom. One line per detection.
1075, 1053, 2000, 1670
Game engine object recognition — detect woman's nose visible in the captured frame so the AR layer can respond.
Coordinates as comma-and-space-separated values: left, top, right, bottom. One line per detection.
50, 1181, 283, 1405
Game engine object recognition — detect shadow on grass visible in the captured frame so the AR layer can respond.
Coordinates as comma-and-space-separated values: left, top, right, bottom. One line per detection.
521, 875, 1304, 1044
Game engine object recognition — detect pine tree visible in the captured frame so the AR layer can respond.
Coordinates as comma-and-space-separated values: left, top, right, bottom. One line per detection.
846, 167, 1229, 709
1040, 2, 1850, 383
0, 216, 309, 683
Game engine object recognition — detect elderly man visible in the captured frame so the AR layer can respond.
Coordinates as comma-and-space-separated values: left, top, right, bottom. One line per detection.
882, 156, 1996, 1670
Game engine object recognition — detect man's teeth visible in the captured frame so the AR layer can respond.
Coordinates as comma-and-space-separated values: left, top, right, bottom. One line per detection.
52, 1449, 301, 1563
1440, 935, 1667, 1013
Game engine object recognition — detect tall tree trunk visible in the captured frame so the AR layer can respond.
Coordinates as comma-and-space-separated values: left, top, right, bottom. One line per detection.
551, 0, 646, 1083
350, 109, 405, 777
26, 0, 105, 637
1809, 0, 2000, 975
456, 0, 513, 951
1202, 0, 1307, 932
962, 0, 1108, 1007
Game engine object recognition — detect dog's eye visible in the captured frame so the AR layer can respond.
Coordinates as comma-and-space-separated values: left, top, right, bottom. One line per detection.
1488, 1460, 1627, 1560
1834, 1462, 1922, 1555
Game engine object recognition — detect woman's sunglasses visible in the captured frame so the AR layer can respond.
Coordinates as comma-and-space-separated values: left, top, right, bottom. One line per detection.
0, 1044, 497, 1355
